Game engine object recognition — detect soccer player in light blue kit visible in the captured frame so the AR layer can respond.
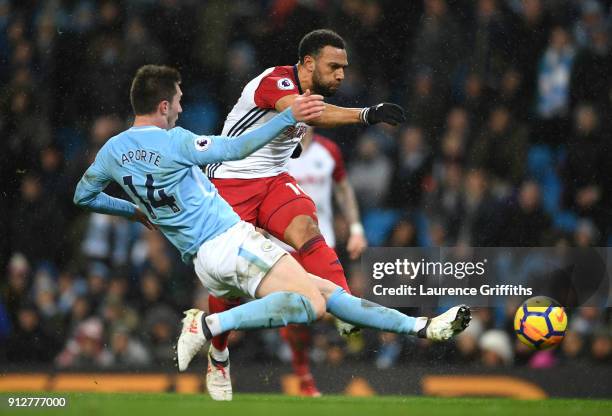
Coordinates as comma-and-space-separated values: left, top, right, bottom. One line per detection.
74, 65, 470, 376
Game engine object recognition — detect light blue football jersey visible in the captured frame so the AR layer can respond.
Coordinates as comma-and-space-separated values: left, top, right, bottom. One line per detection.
74, 109, 297, 262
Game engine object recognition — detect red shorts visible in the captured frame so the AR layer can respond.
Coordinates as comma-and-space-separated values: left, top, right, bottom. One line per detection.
211, 172, 317, 241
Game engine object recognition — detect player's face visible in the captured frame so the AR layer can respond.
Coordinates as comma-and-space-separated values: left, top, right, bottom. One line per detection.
166, 84, 183, 128
311, 46, 348, 97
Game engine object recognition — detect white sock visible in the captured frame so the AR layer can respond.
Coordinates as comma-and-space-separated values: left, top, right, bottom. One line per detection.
412, 317, 429, 334
210, 346, 229, 362
204, 313, 222, 338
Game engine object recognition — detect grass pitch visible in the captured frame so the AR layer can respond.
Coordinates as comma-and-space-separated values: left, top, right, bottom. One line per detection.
1, 393, 611, 416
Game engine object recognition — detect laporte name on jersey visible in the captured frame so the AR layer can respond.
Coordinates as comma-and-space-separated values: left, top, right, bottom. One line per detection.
120, 148, 162, 166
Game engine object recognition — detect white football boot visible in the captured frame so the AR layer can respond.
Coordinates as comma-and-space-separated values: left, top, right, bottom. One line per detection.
417, 305, 471, 341
206, 345, 232, 401
177, 309, 209, 371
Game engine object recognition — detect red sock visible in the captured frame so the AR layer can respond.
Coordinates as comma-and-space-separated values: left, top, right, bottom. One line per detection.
280, 324, 312, 377
208, 295, 242, 351
297, 235, 350, 293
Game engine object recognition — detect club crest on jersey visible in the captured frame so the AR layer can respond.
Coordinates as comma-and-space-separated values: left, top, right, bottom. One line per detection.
194, 136, 211, 152
277, 78, 294, 91
261, 240, 274, 252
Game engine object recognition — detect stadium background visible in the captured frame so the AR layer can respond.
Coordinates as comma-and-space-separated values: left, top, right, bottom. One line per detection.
0, 0, 610, 398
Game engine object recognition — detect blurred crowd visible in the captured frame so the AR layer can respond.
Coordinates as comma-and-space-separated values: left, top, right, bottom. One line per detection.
1, 0, 611, 370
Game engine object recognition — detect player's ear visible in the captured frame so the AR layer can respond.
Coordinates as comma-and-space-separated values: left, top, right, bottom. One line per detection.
304, 55, 315, 72
159, 100, 169, 115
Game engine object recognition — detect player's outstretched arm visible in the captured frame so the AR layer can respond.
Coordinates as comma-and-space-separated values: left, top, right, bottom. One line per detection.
275, 95, 405, 128
73, 158, 156, 230
175, 91, 324, 165
74, 161, 136, 218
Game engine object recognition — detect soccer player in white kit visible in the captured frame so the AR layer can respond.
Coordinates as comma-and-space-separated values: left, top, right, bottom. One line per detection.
204, 29, 406, 398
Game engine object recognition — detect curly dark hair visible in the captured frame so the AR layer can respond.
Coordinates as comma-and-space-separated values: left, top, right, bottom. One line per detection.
298, 29, 345, 63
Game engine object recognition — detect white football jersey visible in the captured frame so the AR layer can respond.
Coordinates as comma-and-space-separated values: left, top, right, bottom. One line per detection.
285, 135, 346, 247
205, 65, 308, 179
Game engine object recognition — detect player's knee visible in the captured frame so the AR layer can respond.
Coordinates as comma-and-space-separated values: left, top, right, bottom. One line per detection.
300, 216, 321, 240
285, 215, 321, 248
306, 292, 327, 321
318, 279, 341, 300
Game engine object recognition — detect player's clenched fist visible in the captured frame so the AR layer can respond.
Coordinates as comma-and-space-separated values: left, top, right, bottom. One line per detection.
360, 103, 406, 126
290, 89, 325, 122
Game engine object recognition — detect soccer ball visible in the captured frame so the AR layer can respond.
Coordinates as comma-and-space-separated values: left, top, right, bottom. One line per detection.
514, 296, 567, 350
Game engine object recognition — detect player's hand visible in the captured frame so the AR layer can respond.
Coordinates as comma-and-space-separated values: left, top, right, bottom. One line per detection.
130, 207, 157, 231
347, 232, 368, 260
291, 89, 325, 122
361, 103, 405, 126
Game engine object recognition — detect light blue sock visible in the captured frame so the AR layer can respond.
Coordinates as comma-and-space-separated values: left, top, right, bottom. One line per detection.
210, 292, 316, 335
326, 288, 417, 334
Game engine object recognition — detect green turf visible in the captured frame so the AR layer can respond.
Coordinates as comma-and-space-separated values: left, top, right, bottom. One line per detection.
1, 393, 611, 416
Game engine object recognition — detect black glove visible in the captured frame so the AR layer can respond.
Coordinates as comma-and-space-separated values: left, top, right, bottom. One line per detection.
360, 103, 406, 126
290, 143, 303, 158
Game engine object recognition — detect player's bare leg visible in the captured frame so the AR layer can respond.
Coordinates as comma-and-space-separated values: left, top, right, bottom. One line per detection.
253, 254, 326, 306
282, 214, 358, 335
205, 253, 324, 401
207, 228, 328, 397
284, 215, 351, 292
178, 253, 325, 368
202, 255, 327, 401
